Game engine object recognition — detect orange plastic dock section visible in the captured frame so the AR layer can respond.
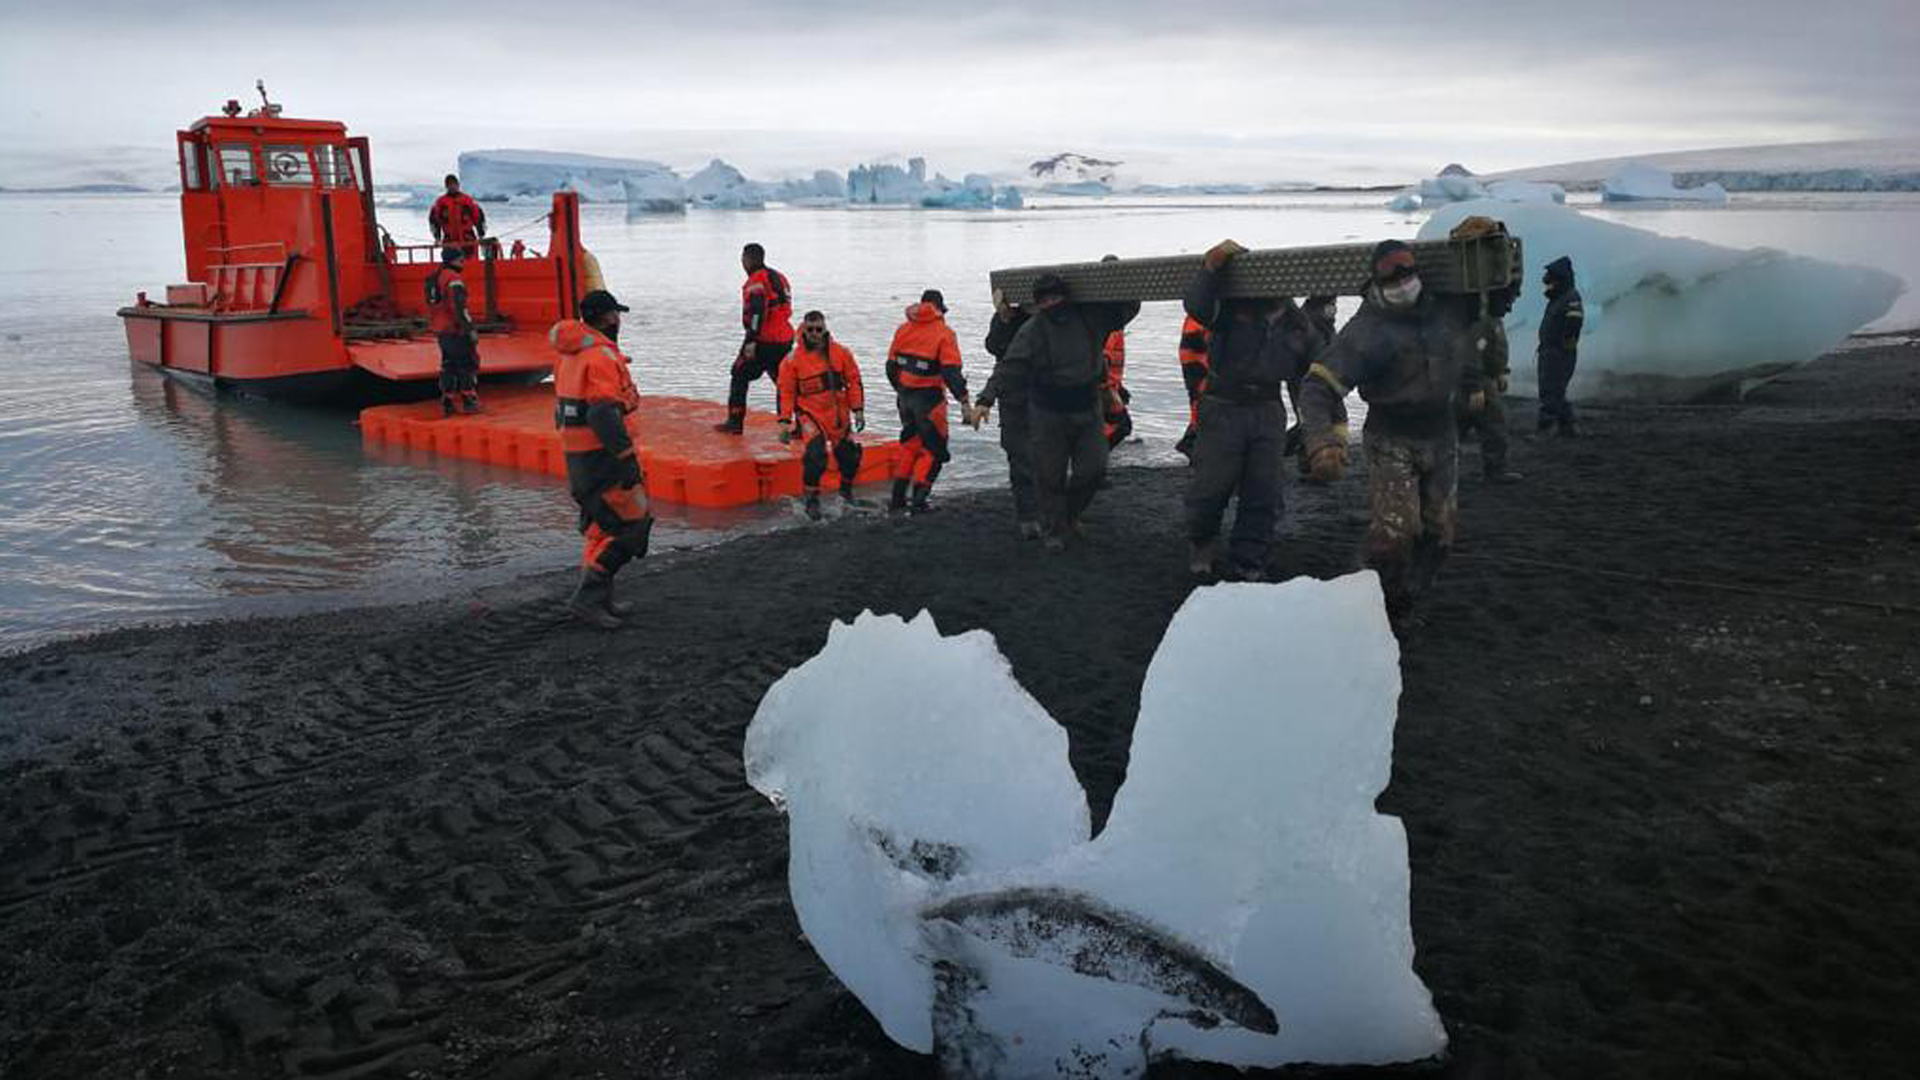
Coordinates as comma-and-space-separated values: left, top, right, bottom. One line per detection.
358, 385, 903, 509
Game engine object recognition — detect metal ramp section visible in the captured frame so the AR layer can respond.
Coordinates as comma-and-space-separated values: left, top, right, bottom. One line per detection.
987, 234, 1523, 303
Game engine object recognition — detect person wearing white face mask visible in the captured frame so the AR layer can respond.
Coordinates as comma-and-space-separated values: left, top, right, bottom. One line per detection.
1297, 238, 1479, 630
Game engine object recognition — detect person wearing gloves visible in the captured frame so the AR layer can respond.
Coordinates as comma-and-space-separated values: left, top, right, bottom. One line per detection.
778, 310, 868, 520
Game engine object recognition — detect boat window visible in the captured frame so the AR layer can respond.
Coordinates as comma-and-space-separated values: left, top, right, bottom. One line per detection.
263, 145, 313, 186
180, 141, 205, 191
314, 145, 357, 188
217, 144, 258, 186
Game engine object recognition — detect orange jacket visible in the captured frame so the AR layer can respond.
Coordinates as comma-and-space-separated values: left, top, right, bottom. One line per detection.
550, 320, 640, 459
430, 191, 486, 243
1178, 315, 1212, 402
887, 302, 967, 401
1103, 330, 1126, 392
778, 337, 864, 437
742, 267, 795, 345
425, 265, 468, 335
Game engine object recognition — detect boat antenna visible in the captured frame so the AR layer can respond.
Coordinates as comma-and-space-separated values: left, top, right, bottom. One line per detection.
254, 79, 282, 118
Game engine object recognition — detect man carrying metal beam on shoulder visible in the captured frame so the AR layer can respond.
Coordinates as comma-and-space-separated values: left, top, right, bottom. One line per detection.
1299, 238, 1476, 630
1182, 240, 1318, 580
986, 273, 1138, 551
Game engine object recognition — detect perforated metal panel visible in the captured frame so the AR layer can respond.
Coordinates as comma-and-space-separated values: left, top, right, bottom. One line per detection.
987, 235, 1523, 304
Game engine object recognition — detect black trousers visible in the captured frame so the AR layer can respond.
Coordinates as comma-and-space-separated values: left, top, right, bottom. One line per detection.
437, 332, 478, 395
1027, 401, 1107, 535
1185, 398, 1285, 570
728, 341, 792, 410
1537, 351, 1577, 431
998, 396, 1038, 523
801, 433, 864, 492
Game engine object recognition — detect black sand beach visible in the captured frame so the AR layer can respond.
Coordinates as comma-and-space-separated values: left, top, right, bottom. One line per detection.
3, 341, 1917, 1079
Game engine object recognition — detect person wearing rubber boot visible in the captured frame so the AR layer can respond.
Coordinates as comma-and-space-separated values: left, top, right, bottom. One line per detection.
1299, 239, 1475, 630
716, 243, 794, 433
1182, 239, 1316, 581
885, 289, 971, 516
552, 290, 653, 629
974, 291, 1038, 537
778, 310, 867, 520
987, 273, 1138, 550
1537, 255, 1584, 437
425, 245, 482, 416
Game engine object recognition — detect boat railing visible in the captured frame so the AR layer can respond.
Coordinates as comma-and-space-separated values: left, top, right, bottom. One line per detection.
383, 239, 504, 265
205, 242, 295, 313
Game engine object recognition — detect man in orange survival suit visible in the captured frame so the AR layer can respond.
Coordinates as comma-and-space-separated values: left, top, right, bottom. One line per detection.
778, 310, 868, 520
1102, 328, 1134, 449
551, 289, 653, 630
1173, 314, 1211, 458
428, 174, 486, 253
425, 244, 481, 416
885, 289, 973, 515
714, 242, 795, 433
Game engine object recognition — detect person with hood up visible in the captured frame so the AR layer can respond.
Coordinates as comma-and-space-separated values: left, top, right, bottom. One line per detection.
1298, 238, 1476, 627
984, 272, 1138, 550
1182, 240, 1319, 580
778, 310, 867, 520
1536, 254, 1585, 436
885, 289, 971, 515
550, 289, 652, 629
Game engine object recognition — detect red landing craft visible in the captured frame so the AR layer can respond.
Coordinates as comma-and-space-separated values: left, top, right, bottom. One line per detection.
118, 87, 598, 404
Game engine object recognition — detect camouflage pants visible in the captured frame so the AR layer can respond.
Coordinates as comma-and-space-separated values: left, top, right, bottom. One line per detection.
1363, 430, 1457, 615
1456, 392, 1510, 474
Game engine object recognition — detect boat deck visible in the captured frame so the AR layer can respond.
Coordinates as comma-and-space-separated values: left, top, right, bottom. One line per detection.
358, 386, 903, 508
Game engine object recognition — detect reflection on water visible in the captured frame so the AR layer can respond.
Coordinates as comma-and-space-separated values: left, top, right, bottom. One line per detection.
1, 190, 1915, 651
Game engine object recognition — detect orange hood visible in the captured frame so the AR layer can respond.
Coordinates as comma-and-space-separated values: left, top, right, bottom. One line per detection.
903, 301, 946, 325
547, 319, 604, 355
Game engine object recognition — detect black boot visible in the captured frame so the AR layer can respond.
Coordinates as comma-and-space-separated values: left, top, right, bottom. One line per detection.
603, 570, 636, 618
804, 489, 823, 520
888, 478, 910, 517
713, 404, 746, 434
441, 394, 457, 418
568, 569, 623, 629
461, 391, 483, 414
908, 483, 935, 514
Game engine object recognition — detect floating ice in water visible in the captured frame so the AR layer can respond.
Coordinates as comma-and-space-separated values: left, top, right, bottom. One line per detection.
745, 574, 1446, 1077
1422, 200, 1905, 387
1485, 179, 1566, 204
1386, 191, 1422, 212
1418, 173, 1487, 204
622, 171, 687, 215
458, 148, 679, 203
1390, 172, 1560, 210
1601, 162, 1728, 204
687, 159, 766, 210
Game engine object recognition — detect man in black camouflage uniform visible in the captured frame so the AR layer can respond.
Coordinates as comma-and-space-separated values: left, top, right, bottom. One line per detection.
1536, 255, 1585, 436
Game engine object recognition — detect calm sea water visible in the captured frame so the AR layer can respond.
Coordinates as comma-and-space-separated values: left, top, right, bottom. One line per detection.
1, 190, 1915, 651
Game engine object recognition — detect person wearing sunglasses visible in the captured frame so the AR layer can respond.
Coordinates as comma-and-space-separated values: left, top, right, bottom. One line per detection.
778, 311, 868, 519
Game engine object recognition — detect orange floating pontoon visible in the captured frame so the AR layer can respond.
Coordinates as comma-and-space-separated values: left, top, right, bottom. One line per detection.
359, 386, 903, 508
117, 86, 598, 404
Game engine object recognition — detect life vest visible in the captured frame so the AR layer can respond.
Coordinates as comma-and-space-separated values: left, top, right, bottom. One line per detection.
425, 266, 466, 335
1103, 330, 1126, 391
431, 192, 484, 243
742, 267, 795, 345
887, 302, 963, 394
780, 338, 864, 435
549, 320, 640, 456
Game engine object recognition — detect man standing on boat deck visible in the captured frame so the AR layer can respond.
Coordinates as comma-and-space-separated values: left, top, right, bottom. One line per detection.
551, 289, 653, 629
428, 174, 486, 253
426, 245, 481, 416
985, 272, 1139, 550
715, 243, 795, 433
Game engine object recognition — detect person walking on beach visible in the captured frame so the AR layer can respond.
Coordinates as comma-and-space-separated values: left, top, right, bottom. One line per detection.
1536, 255, 1585, 437
1299, 238, 1475, 628
1182, 239, 1316, 580
778, 310, 867, 520
428, 174, 486, 252
715, 243, 795, 434
973, 290, 1039, 537
425, 244, 481, 416
884, 289, 972, 515
552, 289, 653, 629
985, 272, 1139, 550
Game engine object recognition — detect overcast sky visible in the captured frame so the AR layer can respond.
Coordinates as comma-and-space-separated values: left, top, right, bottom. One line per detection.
4, 0, 1917, 186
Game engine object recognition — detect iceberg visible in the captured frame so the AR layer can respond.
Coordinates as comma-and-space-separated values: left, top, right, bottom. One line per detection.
1421, 200, 1904, 388
1483, 137, 1920, 193
993, 185, 1024, 210
1417, 173, 1487, 204
621, 171, 687, 214
458, 148, 679, 203
1600, 162, 1729, 204
772, 169, 846, 203
1485, 179, 1566, 204
745, 574, 1447, 1077
686, 159, 766, 209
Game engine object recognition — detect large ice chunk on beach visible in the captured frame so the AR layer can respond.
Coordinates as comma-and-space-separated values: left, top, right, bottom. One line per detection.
745, 574, 1446, 1077
458, 149, 679, 203
1422, 200, 1904, 386
1601, 162, 1728, 204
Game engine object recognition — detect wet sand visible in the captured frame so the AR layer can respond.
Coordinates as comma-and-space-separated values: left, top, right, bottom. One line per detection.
2, 341, 1918, 1079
